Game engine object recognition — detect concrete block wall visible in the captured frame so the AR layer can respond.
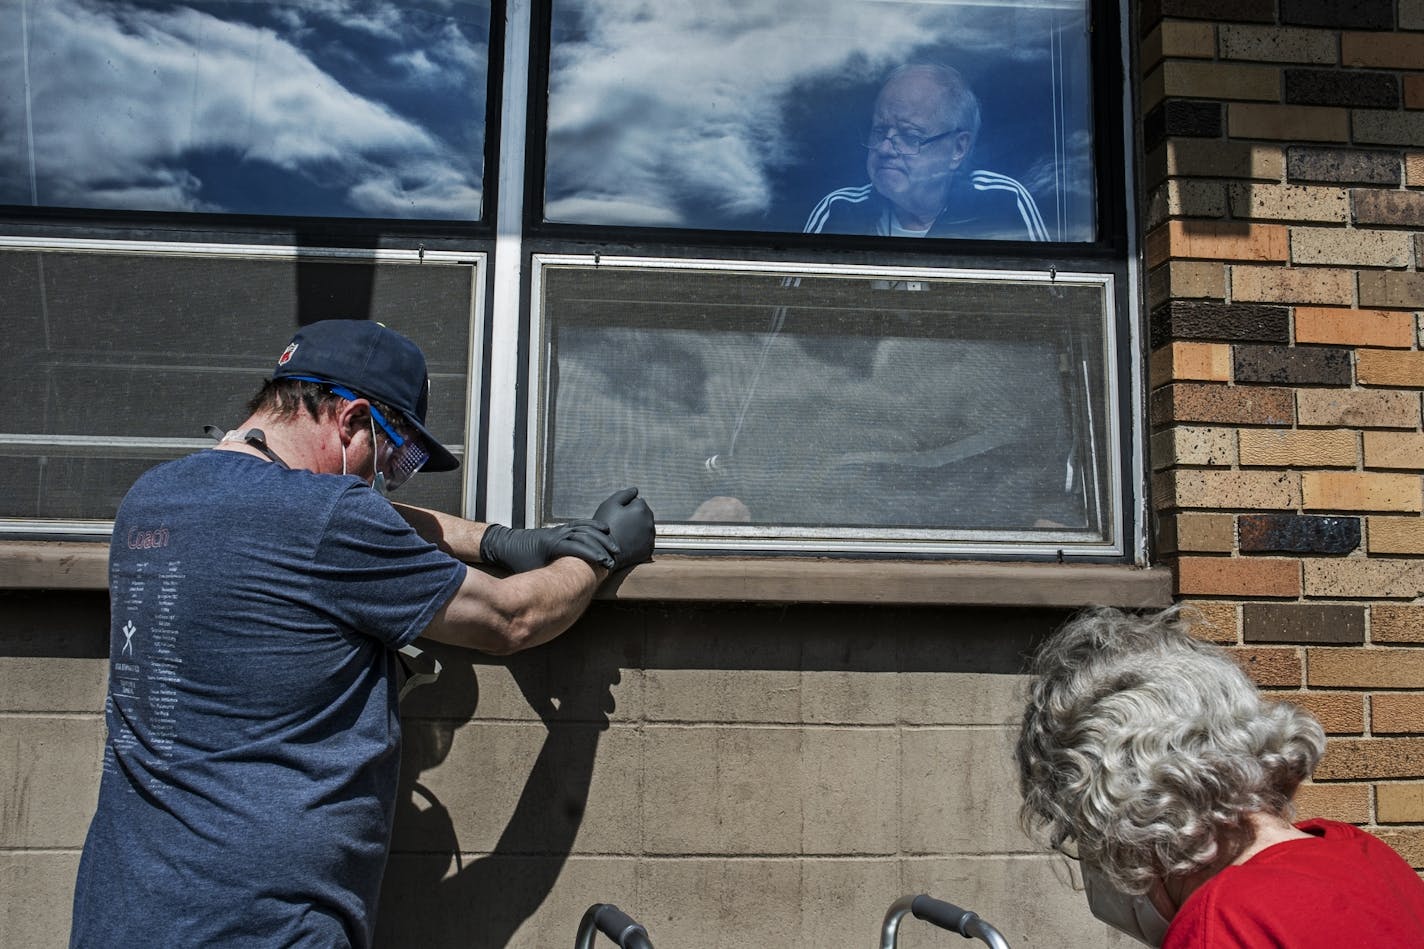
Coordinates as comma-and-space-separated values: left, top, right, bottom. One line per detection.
3, 592, 1407, 946
7, 594, 1161, 948
1144, 0, 1424, 870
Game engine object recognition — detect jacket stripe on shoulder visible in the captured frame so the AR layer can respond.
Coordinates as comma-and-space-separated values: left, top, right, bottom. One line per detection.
804, 184, 875, 234
968, 170, 1050, 241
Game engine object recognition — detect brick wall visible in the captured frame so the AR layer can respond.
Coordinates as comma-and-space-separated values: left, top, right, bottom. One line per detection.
1145, 0, 1424, 867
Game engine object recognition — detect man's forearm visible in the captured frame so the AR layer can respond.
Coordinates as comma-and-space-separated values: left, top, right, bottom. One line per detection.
391, 502, 488, 562
502, 556, 610, 651
421, 556, 609, 655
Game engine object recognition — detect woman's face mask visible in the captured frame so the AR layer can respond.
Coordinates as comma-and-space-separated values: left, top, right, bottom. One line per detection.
1082, 865, 1172, 946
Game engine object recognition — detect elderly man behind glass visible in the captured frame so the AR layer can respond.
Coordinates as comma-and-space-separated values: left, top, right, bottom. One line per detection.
805, 63, 1047, 240
1015, 607, 1424, 946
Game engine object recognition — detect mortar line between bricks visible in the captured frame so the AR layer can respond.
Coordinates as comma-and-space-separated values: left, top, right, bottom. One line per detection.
420, 716, 1027, 727
0, 711, 1029, 728
394, 851, 1061, 862
0, 712, 1015, 730
0, 847, 83, 854
632, 721, 1016, 730
0, 711, 105, 719
893, 725, 905, 872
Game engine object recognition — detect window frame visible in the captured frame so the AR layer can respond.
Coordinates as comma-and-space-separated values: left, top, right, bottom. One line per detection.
522, 0, 1131, 253
0, 235, 488, 535
0, 0, 509, 237
0, 0, 512, 535
526, 252, 1127, 558
491, 0, 1146, 563
0, 0, 1148, 569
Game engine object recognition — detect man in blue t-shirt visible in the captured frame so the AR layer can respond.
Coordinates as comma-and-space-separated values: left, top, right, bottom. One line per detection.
70, 319, 655, 948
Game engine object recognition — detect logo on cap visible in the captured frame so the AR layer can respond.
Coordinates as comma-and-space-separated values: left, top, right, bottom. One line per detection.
277, 342, 298, 366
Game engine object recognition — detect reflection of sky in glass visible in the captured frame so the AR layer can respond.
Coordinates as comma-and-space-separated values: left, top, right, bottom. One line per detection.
546, 0, 1096, 240
0, 0, 489, 218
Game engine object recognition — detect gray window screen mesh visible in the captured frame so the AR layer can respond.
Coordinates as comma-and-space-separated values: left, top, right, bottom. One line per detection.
2, 247, 475, 524
537, 262, 1114, 548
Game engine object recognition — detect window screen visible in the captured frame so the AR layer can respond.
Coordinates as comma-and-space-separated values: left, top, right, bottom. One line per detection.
1, 244, 477, 524
544, 0, 1095, 241
1, 0, 490, 219
533, 258, 1118, 554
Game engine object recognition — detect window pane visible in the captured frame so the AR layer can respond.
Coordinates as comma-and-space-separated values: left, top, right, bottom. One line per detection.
535, 259, 1116, 552
0, 0, 490, 219
1, 245, 476, 523
545, 0, 1095, 241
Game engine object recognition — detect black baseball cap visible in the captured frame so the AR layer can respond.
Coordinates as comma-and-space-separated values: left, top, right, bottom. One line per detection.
270, 319, 459, 473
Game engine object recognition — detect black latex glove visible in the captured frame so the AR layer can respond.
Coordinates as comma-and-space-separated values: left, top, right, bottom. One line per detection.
479, 520, 618, 573
592, 487, 655, 571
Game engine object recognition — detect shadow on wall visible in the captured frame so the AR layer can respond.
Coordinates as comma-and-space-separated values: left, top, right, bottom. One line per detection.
375, 630, 627, 948
0, 590, 111, 658
294, 230, 378, 326
0, 591, 1066, 947
370, 602, 1066, 947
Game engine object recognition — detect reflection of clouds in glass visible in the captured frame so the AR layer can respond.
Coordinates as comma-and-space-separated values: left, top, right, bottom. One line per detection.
269, 1, 408, 40
546, 0, 943, 225
545, 196, 685, 228
393, 49, 442, 80
1022, 128, 1094, 241
546, 0, 1073, 227
80, 171, 222, 215
2, 0, 482, 216
267, 0, 489, 91
1022, 128, 1093, 198
390, 22, 486, 89
347, 159, 481, 217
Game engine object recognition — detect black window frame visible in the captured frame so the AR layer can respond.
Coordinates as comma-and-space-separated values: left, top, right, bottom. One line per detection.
0, 0, 1146, 566
511, 0, 1141, 564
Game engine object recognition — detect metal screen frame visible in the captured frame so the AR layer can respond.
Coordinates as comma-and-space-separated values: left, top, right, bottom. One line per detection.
527, 253, 1123, 558
0, 236, 487, 537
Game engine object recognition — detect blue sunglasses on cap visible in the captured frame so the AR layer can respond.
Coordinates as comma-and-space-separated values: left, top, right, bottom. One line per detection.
290, 377, 430, 490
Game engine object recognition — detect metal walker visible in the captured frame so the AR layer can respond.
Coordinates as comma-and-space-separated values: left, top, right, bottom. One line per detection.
574, 894, 1012, 948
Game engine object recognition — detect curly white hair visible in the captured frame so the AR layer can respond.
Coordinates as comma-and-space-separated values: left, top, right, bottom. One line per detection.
1014, 607, 1324, 894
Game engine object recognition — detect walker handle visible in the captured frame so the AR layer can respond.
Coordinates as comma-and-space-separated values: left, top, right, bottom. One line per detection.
911, 895, 977, 933
575, 903, 654, 949
909, 895, 1013, 949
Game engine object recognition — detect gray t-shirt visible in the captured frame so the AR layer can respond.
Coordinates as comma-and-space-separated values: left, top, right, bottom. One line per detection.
71, 450, 467, 948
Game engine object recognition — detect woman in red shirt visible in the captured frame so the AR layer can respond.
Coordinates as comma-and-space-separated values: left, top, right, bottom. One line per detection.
1015, 607, 1424, 947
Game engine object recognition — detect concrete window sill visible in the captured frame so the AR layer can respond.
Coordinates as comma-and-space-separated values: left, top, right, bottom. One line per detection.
1, 541, 1171, 608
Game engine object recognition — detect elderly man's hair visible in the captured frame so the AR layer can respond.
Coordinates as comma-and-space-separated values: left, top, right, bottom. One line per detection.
883, 63, 982, 142
1015, 607, 1324, 895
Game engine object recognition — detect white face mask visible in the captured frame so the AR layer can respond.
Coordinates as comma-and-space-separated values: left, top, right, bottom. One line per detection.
1082, 866, 1172, 947
340, 419, 390, 496
368, 417, 390, 496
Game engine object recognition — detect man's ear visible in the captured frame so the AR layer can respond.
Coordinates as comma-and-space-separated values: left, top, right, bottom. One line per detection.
949, 131, 974, 167
333, 397, 371, 447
